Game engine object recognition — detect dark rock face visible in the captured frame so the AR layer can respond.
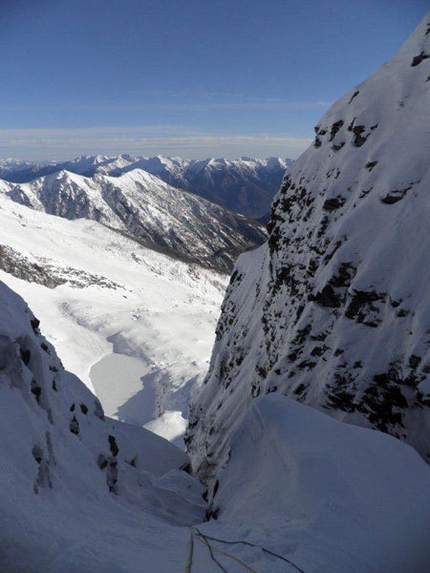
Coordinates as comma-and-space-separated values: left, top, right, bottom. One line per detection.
0, 243, 121, 290
188, 14, 430, 481
411, 52, 430, 66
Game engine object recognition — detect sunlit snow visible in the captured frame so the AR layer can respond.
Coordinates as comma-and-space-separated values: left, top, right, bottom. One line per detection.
0, 192, 227, 443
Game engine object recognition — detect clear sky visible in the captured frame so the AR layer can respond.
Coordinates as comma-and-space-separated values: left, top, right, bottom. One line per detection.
0, 1, 427, 161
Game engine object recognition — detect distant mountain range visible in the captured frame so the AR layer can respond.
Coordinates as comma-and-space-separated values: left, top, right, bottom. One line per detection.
0, 155, 293, 219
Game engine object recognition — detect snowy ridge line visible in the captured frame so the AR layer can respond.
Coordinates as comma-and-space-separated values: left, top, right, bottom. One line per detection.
0, 154, 293, 219
0, 167, 267, 273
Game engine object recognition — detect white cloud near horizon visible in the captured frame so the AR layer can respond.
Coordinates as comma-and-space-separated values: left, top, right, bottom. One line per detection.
0, 126, 312, 161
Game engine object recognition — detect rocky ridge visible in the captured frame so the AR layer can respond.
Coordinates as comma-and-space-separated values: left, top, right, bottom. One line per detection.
0, 243, 121, 290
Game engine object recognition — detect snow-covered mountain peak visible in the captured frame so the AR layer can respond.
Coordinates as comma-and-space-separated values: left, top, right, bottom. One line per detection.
24, 169, 90, 188
129, 155, 190, 176
67, 153, 112, 167
0, 157, 34, 169
1, 167, 267, 273
53, 169, 87, 183
265, 156, 289, 169
209, 157, 228, 166
108, 166, 178, 188
0, 154, 292, 218
188, 12, 430, 480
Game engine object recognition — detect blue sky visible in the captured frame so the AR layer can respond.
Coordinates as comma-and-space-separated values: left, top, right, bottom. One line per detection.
1, 1, 427, 160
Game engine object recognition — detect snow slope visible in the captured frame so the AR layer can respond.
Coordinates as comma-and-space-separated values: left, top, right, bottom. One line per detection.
206, 395, 430, 573
0, 193, 227, 443
1, 168, 266, 273
0, 279, 207, 573
2, 279, 429, 572
188, 13, 430, 476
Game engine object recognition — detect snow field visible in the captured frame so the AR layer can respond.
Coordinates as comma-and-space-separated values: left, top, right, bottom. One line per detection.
0, 193, 227, 442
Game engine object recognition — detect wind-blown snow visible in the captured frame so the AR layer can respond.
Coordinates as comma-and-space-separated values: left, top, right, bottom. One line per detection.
207, 395, 430, 573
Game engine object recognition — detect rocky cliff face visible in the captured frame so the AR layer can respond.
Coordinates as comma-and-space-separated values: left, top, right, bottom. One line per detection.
187, 13, 430, 480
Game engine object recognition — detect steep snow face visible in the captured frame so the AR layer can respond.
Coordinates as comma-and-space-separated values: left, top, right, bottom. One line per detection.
0, 280, 208, 572
1, 169, 266, 273
0, 194, 227, 443
188, 14, 430, 477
